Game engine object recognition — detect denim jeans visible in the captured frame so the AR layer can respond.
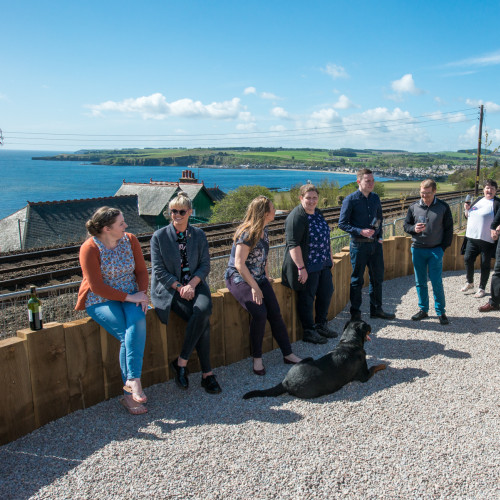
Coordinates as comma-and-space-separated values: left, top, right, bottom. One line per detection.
155, 282, 213, 373
226, 275, 292, 358
87, 300, 146, 383
411, 246, 446, 316
297, 266, 334, 330
349, 240, 384, 315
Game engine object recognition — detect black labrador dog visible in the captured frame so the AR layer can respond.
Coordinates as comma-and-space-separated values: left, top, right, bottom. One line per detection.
243, 320, 386, 400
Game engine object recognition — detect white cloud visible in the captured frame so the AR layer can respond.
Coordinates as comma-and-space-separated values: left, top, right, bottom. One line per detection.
390, 74, 423, 95
260, 91, 281, 100
238, 111, 254, 122
333, 94, 357, 110
307, 108, 341, 128
236, 122, 257, 131
434, 96, 445, 105
466, 99, 500, 113
244, 86, 257, 95
447, 50, 500, 67
87, 93, 243, 120
459, 125, 478, 146
322, 63, 349, 79
487, 129, 500, 145
271, 106, 291, 119
426, 111, 466, 123
270, 125, 286, 132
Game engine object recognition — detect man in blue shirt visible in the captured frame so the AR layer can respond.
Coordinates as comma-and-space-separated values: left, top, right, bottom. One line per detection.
339, 168, 396, 321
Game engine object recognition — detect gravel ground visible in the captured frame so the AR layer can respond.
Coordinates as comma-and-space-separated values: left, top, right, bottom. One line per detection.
0, 270, 499, 500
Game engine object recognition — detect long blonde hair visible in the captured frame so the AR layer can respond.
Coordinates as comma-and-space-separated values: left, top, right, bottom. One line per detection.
234, 196, 272, 250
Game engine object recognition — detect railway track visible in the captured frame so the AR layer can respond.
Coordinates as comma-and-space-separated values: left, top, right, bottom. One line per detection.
0, 190, 472, 291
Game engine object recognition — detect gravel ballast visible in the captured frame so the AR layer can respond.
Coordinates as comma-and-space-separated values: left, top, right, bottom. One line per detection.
0, 270, 499, 499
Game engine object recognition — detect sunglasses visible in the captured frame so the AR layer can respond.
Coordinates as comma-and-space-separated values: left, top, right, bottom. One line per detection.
171, 209, 188, 216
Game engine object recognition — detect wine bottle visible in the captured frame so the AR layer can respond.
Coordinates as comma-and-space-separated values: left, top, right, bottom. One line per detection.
28, 286, 43, 331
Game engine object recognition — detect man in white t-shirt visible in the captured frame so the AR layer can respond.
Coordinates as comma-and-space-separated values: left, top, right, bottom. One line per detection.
461, 179, 500, 298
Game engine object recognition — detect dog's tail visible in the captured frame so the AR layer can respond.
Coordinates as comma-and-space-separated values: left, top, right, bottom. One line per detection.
243, 383, 287, 399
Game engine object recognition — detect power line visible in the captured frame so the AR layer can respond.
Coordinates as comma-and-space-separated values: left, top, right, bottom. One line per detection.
4, 107, 477, 140
4, 113, 478, 146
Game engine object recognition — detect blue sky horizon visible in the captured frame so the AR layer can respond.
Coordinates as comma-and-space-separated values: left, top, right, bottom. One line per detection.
1, 0, 499, 153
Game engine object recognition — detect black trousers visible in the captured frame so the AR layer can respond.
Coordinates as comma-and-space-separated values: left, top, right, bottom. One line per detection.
155, 282, 213, 373
464, 238, 495, 290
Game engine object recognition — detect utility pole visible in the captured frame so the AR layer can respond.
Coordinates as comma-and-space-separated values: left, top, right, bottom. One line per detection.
475, 105, 484, 196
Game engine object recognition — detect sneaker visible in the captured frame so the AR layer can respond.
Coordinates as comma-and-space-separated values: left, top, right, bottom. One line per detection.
411, 310, 429, 321
474, 289, 486, 298
302, 329, 328, 344
315, 322, 338, 338
460, 283, 474, 292
439, 314, 449, 325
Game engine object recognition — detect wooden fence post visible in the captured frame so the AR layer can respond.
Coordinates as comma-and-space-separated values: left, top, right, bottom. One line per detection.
217, 288, 251, 365
63, 317, 104, 412
210, 293, 225, 369
0, 337, 35, 445
142, 309, 169, 388
17, 322, 70, 428
99, 325, 122, 400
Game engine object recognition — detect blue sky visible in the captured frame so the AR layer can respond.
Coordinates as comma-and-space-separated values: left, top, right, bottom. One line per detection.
1, 0, 499, 152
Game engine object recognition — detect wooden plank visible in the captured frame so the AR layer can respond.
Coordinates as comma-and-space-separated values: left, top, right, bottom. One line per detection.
455, 234, 466, 271
331, 257, 343, 317
394, 236, 408, 279
0, 337, 35, 445
217, 288, 250, 365
99, 324, 122, 400
406, 236, 415, 276
17, 322, 70, 428
443, 234, 456, 272
335, 251, 351, 311
142, 308, 168, 388
274, 279, 295, 343
383, 237, 395, 281
63, 317, 104, 412
209, 293, 225, 369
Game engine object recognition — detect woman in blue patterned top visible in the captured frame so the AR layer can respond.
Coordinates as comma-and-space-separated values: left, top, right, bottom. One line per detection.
282, 184, 337, 344
225, 196, 301, 375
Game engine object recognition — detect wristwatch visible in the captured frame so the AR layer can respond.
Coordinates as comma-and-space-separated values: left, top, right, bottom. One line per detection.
176, 283, 182, 289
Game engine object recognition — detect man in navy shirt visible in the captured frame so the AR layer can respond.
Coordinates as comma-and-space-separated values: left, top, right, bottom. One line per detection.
339, 168, 396, 321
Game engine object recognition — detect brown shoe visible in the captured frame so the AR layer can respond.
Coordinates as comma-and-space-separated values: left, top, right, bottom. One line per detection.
478, 302, 499, 312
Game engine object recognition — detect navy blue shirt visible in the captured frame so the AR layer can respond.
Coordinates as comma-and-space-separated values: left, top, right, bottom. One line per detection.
338, 190, 383, 239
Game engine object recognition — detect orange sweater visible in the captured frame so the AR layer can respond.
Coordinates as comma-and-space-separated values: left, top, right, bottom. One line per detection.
75, 233, 149, 311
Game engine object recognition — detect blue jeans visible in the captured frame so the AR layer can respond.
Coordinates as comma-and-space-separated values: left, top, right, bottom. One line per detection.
411, 246, 446, 316
297, 266, 334, 330
349, 240, 384, 315
87, 301, 146, 383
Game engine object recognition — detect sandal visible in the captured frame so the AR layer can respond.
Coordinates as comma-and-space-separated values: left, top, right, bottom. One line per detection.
120, 397, 148, 415
123, 382, 148, 404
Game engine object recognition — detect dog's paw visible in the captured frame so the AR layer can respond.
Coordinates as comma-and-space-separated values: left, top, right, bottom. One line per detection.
374, 363, 387, 372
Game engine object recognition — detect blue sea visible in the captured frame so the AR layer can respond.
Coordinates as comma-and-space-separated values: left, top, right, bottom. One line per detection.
0, 150, 386, 219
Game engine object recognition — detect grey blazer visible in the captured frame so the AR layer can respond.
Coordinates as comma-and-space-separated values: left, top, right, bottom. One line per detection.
150, 223, 210, 323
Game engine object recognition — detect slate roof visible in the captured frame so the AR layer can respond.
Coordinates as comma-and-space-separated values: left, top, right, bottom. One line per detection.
21, 195, 154, 250
115, 170, 225, 216
115, 183, 177, 216
0, 207, 28, 252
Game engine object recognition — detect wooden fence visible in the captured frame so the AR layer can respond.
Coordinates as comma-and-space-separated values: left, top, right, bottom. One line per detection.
0, 234, 469, 445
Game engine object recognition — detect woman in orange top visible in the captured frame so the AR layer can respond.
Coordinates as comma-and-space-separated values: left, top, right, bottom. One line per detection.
76, 207, 149, 415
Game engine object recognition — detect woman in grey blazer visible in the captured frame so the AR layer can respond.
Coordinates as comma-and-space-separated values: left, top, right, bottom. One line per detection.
151, 192, 221, 394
